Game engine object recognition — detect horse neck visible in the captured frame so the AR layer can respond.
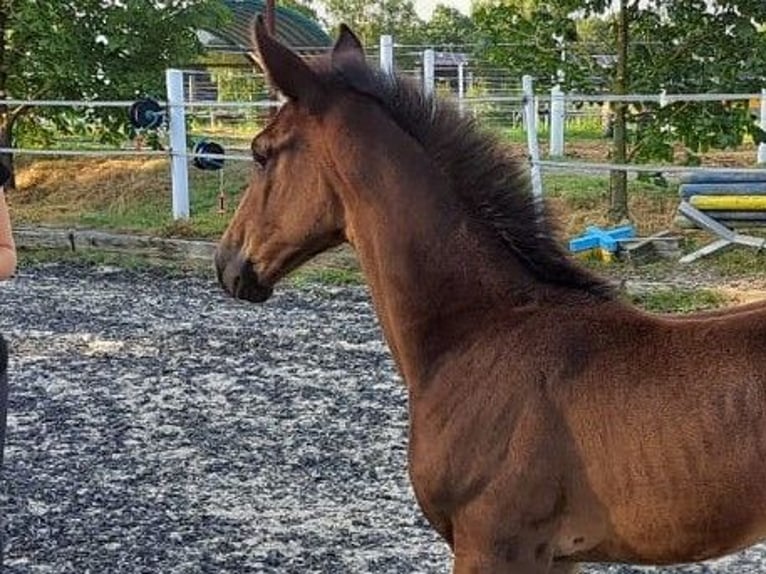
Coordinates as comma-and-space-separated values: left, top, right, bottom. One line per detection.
325, 110, 539, 386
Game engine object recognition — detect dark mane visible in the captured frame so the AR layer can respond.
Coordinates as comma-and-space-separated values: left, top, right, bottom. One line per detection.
326, 61, 616, 299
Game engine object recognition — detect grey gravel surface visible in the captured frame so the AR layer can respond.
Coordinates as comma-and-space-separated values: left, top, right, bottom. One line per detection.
1, 262, 764, 573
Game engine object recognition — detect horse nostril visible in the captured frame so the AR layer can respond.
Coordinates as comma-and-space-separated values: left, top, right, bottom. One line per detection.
214, 247, 273, 303
239, 255, 258, 283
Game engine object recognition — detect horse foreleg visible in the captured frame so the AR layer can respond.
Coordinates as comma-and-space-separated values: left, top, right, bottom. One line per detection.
452, 550, 579, 573
453, 559, 577, 574
453, 554, 550, 574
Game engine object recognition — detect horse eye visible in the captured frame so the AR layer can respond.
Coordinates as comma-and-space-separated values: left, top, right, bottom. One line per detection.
251, 139, 271, 168
253, 149, 269, 168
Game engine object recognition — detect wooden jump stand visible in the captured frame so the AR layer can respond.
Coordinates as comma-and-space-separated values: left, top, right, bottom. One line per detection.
677, 171, 766, 263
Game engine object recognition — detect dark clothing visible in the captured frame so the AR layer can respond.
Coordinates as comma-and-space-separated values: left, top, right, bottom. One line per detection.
0, 333, 7, 571
0, 333, 7, 468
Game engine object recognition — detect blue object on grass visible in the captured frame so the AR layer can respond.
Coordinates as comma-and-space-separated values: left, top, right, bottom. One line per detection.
569, 224, 636, 254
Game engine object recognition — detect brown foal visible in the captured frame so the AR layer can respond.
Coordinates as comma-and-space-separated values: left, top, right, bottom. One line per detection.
215, 18, 766, 574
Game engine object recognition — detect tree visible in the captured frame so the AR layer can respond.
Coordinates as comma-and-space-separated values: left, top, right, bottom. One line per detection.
421, 4, 475, 46
472, 0, 766, 221
0, 1, 225, 189
322, 0, 424, 46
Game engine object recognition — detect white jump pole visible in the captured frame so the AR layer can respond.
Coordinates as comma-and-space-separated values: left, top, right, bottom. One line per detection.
522, 75, 544, 205
423, 49, 435, 98
758, 88, 766, 165
166, 68, 190, 220
380, 35, 394, 76
550, 85, 565, 157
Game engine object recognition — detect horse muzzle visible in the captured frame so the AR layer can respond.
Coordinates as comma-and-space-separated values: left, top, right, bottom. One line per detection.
214, 245, 274, 303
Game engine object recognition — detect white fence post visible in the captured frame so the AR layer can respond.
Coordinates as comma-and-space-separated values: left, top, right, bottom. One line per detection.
759, 88, 766, 165
166, 69, 190, 220
522, 75, 544, 205
550, 85, 565, 157
380, 35, 394, 75
457, 62, 465, 116
423, 49, 435, 97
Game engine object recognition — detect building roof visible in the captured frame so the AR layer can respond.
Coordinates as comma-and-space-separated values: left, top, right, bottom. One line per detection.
199, 0, 331, 54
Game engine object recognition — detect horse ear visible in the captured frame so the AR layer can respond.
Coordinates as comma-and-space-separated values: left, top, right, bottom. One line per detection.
331, 24, 366, 69
252, 15, 321, 104
331, 24, 379, 97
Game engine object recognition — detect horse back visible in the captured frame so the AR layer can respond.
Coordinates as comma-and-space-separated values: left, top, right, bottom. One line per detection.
545, 304, 766, 563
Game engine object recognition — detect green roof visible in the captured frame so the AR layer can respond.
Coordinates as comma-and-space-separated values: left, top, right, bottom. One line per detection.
202, 0, 331, 52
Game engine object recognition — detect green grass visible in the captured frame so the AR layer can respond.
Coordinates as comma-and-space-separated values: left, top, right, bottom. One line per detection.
43, 170, 666, 241
17, 246, 212, 276
77, 200, 175, 234
288, 265, 364, 288
492, 117, 605, 144
15, 158, 252, 240
12, 132, 761, 281
691, 241, 766, 277
543, 172, 672, 199
629, 288, 727, 314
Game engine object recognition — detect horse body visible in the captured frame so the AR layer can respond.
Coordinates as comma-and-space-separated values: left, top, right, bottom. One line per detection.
563, 312, 766, 563
404, 296, 766, 567
215, 18, 766, 573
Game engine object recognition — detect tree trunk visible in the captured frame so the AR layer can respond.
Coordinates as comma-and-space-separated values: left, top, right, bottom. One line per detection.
0, 119, 14, 190
609, 0, 630, 222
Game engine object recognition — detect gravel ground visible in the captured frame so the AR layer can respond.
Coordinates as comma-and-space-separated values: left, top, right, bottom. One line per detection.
1, 262, 765, 573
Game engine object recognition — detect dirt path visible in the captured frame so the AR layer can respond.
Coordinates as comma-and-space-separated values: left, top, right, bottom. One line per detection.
1, 262, 764, 573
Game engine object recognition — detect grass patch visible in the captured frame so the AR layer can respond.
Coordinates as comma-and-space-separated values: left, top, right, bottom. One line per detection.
693, 241, 766, 277
288, 266, 364, 288
492, 117, 605, 144
17, 247, 213, 276
629, 288, 727, 314
544, 172, 678, 237
12, 156, 251, 239
8, 140, 756, 263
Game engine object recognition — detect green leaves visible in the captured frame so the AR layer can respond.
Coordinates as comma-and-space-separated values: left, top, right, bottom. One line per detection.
422, 5, 475, 46
1, 0, 226, 143
322, 0, 424, 46
472, 0, 766, 165
472, 2, 588, 90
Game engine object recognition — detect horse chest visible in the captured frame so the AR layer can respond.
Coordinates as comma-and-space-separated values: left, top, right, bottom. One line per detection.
407, 401, 550, 532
